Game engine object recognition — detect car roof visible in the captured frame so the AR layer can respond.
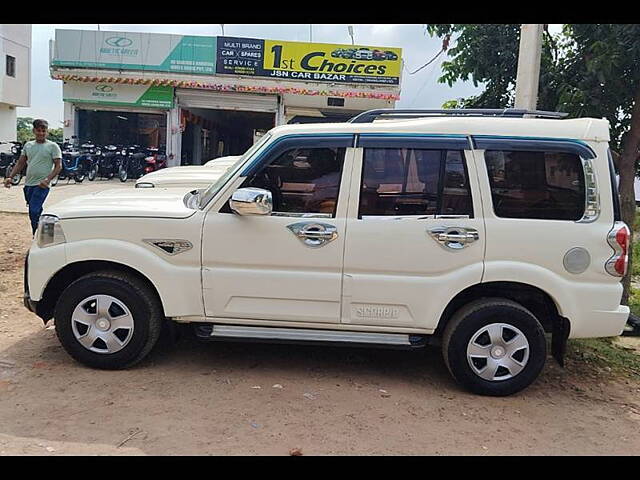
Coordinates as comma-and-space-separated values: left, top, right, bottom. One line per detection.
269, 116, 610, 143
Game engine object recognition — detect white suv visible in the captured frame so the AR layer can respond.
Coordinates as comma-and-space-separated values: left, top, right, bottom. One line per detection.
23, 109, 630, 396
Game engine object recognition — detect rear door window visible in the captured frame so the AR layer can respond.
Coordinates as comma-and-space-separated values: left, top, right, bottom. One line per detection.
359, 148, 473, 217
484, 150, 585, 220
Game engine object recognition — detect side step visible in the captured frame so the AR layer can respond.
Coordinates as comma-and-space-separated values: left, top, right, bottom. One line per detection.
194, 324, 427, 349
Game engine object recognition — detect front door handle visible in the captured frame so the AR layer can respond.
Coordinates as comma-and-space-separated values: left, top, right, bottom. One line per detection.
287, 221, 338, 248
428, 226, 479, 250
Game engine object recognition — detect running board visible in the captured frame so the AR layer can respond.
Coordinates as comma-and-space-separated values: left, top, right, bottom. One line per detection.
194, 324, 426, 348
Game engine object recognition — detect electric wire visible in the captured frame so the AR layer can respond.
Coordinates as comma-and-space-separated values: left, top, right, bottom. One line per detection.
403, 35, 450, 76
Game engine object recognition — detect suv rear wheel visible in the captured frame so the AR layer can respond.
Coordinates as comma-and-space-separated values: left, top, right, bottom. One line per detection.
442, 298, 547, 396
54, 271, 163, 369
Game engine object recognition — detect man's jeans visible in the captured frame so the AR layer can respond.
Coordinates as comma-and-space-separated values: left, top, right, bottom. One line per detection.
23, 185, 50, 234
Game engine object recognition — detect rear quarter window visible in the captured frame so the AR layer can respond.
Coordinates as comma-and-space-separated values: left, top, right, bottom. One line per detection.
484, 150, 585, 220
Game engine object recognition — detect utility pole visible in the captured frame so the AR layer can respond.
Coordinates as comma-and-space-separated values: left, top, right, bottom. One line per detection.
514, 24, 544, 110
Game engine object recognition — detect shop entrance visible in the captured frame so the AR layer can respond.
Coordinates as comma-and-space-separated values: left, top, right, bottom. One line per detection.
77, 109, 167, 149
180, 108, 274, 165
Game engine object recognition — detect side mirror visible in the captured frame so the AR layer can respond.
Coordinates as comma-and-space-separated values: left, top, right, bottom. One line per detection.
230, 187, 273, 216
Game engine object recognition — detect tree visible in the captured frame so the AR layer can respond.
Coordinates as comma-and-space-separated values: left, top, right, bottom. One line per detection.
16, 117, 62, 144
427, 24, 640, 303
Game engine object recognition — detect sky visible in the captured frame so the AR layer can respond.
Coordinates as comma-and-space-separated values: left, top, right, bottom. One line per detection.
17, 24, 489, 124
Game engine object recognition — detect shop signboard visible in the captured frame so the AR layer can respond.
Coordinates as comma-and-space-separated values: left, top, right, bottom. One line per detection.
216, 37, 402, 85
52, 30, 216, 74
63, 82, 174, 109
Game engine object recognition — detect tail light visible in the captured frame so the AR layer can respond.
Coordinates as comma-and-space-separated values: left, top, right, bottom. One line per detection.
605, 221, 630, 277
145, 166, 153, 173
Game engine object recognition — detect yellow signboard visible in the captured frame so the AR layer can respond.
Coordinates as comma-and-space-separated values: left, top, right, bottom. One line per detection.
216, 37, 402, 86
263, 40, 402, 84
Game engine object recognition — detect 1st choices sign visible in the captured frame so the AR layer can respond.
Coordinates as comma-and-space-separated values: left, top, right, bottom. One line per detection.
216, 37, 402, 85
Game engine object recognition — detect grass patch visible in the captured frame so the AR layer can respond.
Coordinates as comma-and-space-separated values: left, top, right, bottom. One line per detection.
629, 287, 640, 317
567, 337, 640, 378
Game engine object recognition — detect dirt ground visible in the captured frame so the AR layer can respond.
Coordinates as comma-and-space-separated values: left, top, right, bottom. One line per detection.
1, 211, 640, 456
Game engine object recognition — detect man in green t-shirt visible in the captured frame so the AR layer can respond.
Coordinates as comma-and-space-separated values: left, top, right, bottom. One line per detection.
4, 119, 62, 234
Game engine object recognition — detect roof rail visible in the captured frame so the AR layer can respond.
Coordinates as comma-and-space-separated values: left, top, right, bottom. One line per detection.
348, 108, 569, 123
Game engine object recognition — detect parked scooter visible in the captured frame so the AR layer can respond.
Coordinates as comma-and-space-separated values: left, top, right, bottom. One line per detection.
94, 144, 121, 180
0, 141, 25, 185
118, 145, 146, 182
78, 141, 101, 181
52, 141, 86, 185
142, 146, 168, 175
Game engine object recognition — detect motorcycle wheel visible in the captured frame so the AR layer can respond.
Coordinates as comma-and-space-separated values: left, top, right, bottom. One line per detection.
119, 166, 128, 182
51, 175, 59, 186
88, 165, 98, 181
11, 172, 22, 186
75, 174, 85, 183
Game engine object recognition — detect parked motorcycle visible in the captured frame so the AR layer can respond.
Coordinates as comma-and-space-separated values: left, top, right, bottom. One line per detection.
52, 141, 87, 185
0, 141, 25, 185
118, 145, 146, 182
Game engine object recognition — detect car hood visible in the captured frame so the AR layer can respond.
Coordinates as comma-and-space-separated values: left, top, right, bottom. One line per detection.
44, 188, 198, 219
136, 165, 230, 188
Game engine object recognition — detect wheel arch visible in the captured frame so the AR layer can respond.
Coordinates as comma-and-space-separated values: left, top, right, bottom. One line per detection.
37, 260, 164, 322
434, 281, 565, 338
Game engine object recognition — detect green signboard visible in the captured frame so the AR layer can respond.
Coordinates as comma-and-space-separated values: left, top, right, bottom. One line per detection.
53, 30, 216, 75
63, 83, 174, 109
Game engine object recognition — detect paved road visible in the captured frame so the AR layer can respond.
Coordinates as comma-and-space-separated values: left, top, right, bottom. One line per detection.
0, 180, 133, 213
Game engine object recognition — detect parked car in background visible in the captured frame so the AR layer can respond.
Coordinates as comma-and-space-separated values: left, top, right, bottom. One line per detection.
135, 155, 241, 189
23, 109, 629, 397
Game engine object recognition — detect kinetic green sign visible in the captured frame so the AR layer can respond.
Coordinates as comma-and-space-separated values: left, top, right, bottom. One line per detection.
63, 83, 174, 109
52, 30, 217, 75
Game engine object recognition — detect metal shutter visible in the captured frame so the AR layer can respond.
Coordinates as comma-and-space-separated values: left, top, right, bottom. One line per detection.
176, 89, 278, 112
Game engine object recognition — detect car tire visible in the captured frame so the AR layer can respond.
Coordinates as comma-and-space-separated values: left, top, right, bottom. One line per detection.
442, 298, 547, 396
54, 271, 164, 370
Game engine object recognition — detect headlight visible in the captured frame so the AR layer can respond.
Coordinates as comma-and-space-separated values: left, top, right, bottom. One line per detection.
37, 215, 66, 248
135, 182, 155, 188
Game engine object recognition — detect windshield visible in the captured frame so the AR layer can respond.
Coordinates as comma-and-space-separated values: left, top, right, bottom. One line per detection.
199, 132, 273, 208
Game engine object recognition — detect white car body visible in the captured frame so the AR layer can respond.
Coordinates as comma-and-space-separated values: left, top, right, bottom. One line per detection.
135, 156, 241, 189
24, 111, 630, 395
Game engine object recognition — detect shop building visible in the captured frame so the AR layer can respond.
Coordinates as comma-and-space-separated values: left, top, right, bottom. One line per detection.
50, 29, 402, 166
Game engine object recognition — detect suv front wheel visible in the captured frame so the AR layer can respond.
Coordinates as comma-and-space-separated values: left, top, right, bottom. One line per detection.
54, 271, 163, 369
442, 298, 547, 396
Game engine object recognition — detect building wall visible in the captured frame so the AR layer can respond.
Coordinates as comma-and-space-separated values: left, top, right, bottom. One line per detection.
0, 103, 17, 142
0, 24, 31, 107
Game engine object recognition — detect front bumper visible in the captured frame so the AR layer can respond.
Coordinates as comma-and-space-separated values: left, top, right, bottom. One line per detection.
23, 252, 38, 313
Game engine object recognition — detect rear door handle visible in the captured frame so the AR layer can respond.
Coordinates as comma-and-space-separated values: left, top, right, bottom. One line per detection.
428, 226, 479, 250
